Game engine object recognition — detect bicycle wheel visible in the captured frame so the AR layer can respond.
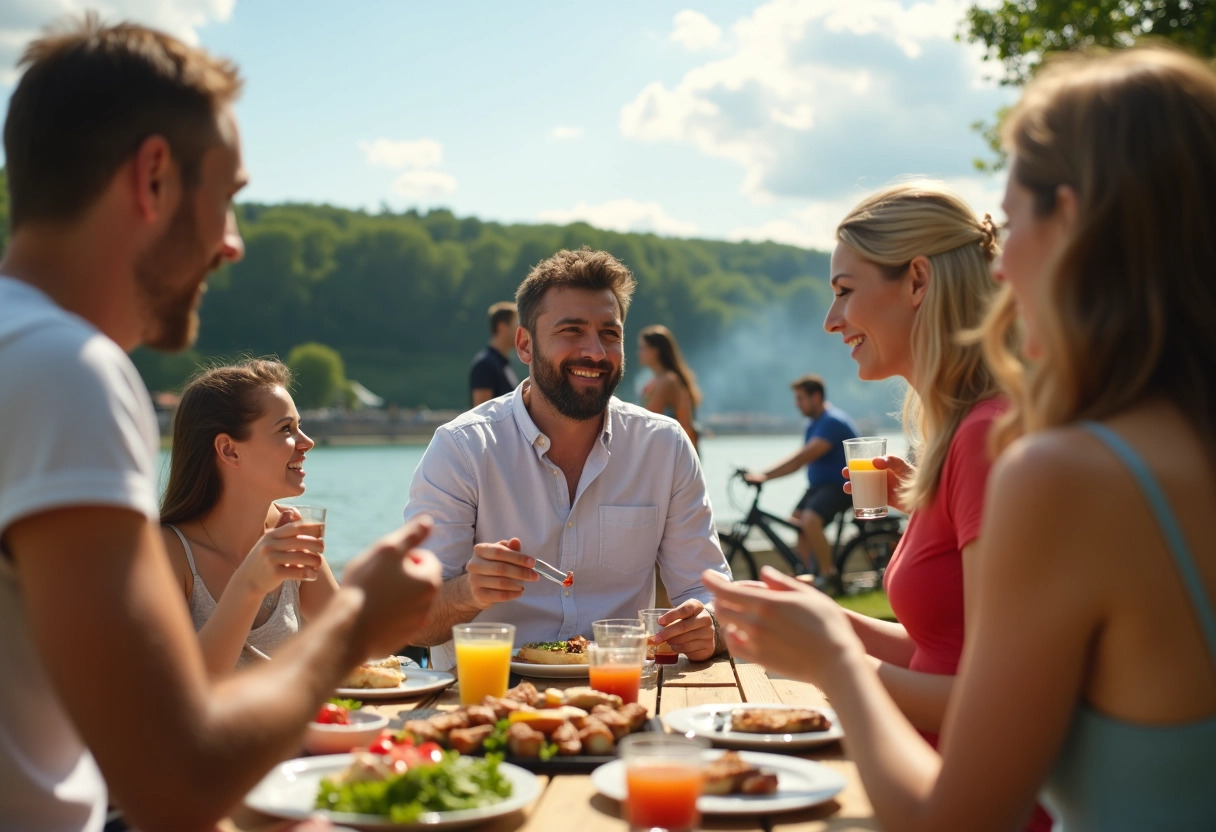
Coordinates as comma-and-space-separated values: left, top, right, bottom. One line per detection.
837, 530, 901, 595
720, 529, 759, 582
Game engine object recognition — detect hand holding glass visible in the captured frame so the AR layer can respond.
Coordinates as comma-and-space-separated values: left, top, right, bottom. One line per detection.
639, 608, 678, 664
843, 437, 888, 519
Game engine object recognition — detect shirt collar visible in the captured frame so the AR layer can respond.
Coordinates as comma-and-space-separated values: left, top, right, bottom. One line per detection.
511, 379, 615, 457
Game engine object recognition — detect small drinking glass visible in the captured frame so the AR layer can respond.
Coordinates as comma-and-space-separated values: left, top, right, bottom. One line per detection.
639, 608, 678, 664
618, 733, 710, 832
452, 622, 515, 706
290, 504, 327, 533
592, 618, 647, 648
587, 642, 646, 704
843, 436, 888, 519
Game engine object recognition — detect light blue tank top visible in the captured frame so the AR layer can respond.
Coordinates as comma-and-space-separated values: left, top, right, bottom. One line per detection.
1041, 423, 1216, 831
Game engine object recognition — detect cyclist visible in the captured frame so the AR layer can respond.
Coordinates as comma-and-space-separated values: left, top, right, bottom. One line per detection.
743, 374, 857, 594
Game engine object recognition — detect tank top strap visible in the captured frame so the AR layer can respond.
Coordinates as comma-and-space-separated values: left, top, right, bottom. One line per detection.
164, 524, 201, 577
1081, 421, 1216, 661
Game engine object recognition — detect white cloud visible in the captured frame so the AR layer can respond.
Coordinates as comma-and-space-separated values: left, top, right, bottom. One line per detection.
392, 170, 457, 199
1, 0, 234, 85
358, 138, 443, 169
670, 10, 721, 51
622, 0, 1013, 204
552, 125, 584, 140
727, 173, 1006, 252
538, 199, 699, 238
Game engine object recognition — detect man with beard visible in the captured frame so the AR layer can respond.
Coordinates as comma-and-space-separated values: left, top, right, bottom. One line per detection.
404, 248, 731, 670
0, 18, 440, 832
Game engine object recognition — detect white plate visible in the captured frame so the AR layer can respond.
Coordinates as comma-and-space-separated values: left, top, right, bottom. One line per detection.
509, 656, 589, 678
245, 753, 541, 829
662, 704, 843, 750
336, 668, 455, 700
590, 750, 845, 815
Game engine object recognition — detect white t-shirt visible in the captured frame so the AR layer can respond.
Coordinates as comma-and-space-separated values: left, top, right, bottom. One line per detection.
0, 277, 160, 831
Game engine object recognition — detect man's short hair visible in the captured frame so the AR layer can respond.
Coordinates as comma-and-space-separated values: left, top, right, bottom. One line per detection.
791, 374, 826, 398
3, 14, 243, 230
515, 247, 636, 332
488, 301, 518, 334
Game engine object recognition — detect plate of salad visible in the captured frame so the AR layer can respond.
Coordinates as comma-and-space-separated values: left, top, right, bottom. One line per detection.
245, 735, 541, 829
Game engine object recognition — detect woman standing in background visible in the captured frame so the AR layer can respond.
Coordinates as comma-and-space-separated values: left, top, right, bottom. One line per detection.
638, 324, 702, 452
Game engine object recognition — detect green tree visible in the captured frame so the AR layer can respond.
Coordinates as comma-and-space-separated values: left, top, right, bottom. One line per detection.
287, 342, 347, 409
961, 0, 1216, 168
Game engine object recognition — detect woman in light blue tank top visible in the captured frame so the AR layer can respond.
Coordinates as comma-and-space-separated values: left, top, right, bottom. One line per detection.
703, 47, 1216, 831
159, 359, 340, 675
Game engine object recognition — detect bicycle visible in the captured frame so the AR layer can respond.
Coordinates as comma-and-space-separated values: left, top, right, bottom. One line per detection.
717, 469, 904, 595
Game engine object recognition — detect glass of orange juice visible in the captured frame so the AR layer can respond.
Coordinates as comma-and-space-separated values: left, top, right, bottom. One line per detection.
587, 643, 645, 704
451, 622, 515, 705
618, 733, 710, 832
843, 436, 888, 519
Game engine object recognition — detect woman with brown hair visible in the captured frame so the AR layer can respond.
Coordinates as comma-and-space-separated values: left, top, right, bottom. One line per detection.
707, 47, 1216, 830
637, 324, 702, 451
160, 358, 338, 674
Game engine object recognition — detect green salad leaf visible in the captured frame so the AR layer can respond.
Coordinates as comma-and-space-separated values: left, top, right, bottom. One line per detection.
328, 697, 363, 710
315, 751, 511, 819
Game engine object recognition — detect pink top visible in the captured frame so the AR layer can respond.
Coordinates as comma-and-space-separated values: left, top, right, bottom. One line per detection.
884, 397, 1007, 676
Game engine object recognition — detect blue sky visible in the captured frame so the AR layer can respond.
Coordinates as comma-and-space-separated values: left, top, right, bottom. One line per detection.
1, 0, 1016, 251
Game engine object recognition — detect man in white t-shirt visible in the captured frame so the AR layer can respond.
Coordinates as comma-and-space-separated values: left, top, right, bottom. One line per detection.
0, 18, 441, 832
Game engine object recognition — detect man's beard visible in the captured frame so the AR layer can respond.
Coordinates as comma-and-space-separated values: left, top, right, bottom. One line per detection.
135, 197, 214, 351
530, 339, 623, 421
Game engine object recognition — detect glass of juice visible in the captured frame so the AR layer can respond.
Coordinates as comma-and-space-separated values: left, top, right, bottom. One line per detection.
638, 608, 678, 664
290, 504, 326, 535
843, 436, 888, 519
618, 733, 710, 832
587, 643, 645, 704
451, 622, 515, 706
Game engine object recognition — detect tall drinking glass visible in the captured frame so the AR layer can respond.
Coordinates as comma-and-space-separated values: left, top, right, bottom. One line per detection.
592, 618, 647, 647
452, 622, 515, 705
618, 734, 710, 832
843, 437, 888, 519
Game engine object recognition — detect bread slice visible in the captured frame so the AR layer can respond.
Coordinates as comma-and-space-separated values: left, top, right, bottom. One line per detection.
730, 706, 831, 734
515, 636, 590, 665
340, 661, 406, 689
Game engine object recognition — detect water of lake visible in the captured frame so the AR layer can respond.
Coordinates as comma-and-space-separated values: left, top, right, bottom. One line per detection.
156, 432, 907, 576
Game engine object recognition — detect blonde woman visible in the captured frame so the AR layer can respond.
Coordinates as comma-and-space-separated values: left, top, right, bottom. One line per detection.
707, 47, 1216, 830
637, 324, 702, 451
822, 183, 1048, 831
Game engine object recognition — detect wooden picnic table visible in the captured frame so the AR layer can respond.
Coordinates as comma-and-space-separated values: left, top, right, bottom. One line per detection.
224, 653, 879, 831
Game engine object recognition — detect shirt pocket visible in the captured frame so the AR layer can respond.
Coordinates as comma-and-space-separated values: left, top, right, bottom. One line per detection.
598, 505, 660, 574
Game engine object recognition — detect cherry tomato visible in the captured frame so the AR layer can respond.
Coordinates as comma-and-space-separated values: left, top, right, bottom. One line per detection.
314, 703, 349, 725
417, 741, 445, 763
367, 736, 396, 755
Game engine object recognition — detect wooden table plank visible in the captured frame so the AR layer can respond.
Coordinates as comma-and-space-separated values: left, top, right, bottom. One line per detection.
735, 662, 830, 708
660, 655, 738, 687
659, 683, 743, 715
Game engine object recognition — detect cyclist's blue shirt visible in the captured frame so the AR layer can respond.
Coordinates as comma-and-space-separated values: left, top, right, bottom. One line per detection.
804, 403, 858, 487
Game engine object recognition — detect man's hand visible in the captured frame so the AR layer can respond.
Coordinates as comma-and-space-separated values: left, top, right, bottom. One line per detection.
651, 599, 718, 661
341, 516, 443, 657
465, 537, 539, 610
743, 471, 767, 486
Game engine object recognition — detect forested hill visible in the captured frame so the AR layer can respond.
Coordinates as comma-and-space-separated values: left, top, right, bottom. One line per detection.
0, 169, 904, 426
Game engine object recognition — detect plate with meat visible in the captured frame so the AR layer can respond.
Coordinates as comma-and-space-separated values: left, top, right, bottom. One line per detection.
510, 636, 591, 678
590, 749, 846, 814
391, 681, 659, 773
335, 656, 455, 699
661, 704, 843, 750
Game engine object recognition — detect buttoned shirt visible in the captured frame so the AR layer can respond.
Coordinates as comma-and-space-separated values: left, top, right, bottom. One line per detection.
405, 380, 730, 669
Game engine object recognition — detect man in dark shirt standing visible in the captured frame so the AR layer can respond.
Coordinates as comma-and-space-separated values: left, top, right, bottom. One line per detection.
469, 301, 519, 405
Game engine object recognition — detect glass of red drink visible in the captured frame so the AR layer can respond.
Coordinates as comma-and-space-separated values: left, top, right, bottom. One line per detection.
639, 608, 679, 664
618, 733, 710, 832
587, 643, 645, 704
